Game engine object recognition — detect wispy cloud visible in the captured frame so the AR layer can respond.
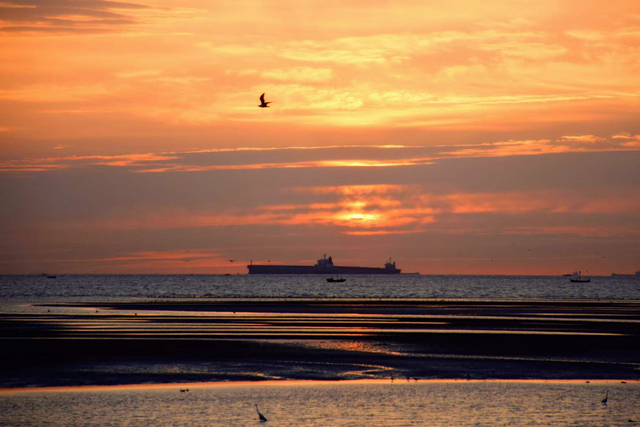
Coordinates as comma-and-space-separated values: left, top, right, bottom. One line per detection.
560, 135, 607, 143
3, 134, 640, 174
0, 153, 178, 172
0, 0, 149, 34
227, 67, 335, 83
0, 0, 200, 36
612, 132, 640, 141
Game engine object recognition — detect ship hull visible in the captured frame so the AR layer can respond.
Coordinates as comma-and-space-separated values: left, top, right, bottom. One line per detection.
247, 265, 401, 275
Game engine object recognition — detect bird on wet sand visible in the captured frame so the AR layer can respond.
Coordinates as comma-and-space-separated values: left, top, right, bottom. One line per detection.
258, 93, 272, 108
255, 404, 268, 422
602, 390, 609, 404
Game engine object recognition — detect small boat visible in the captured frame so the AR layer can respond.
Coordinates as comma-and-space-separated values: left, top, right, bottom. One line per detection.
327, 277, 346, 283
46, 275, 56, 279
570, 271, 590, 283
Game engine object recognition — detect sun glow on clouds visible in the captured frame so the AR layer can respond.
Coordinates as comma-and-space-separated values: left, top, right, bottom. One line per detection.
68, 184, 640, 241
2, 1, 640, 274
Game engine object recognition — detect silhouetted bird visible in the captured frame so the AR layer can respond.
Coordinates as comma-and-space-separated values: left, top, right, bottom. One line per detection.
255, 404, 268, 422
258, 93, 272, 108
602, 390, 609, 404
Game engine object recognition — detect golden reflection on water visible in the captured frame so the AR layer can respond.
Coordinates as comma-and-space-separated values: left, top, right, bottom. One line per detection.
3, 381, 640, 426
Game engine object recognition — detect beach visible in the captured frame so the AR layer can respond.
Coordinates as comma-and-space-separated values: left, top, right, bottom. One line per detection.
2, 298, 639, 388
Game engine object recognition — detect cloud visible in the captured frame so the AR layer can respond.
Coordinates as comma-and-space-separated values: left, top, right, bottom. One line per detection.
560, 135, 607, 143
0, 84, 108, 103
612, 132, 640, 141
204, 30, 549, 70
116, 69, 163, 79
4, 134, 640, 174
229, 67, 334, 83
61, 185, 640, 243
0, 153, 178, 172
566, 27, 640, 41
0, 0, 149, 34
0, 0, 198, 35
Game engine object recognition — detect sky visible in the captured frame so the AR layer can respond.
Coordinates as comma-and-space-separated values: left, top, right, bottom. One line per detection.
1, 0, 639, 274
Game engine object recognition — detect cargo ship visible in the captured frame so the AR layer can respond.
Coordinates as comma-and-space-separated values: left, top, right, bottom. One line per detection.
247, 254, 401, 275
611, 271, 640, 277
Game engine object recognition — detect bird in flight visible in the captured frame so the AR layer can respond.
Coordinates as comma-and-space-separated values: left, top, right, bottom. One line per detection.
258, 93, 272, 108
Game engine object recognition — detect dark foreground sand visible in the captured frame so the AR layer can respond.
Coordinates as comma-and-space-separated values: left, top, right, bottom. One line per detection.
1, 299, 639, 388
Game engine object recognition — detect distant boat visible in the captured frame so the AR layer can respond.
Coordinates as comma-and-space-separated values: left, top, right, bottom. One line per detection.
562, 274, 572, 277
611, 271, 640, 277
47, 275, 56, 279
327, 277, 346, 283
570, 271, 590, 283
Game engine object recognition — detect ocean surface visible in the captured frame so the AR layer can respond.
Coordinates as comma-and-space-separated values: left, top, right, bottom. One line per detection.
2, 381, 639, 426
1, 274, 640, 311
2, 275, 639, 426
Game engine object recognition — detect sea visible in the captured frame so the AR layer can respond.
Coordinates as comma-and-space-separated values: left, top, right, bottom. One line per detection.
1, 274, 640, 309
1, 274, 639, 426
1, 380, 639, 426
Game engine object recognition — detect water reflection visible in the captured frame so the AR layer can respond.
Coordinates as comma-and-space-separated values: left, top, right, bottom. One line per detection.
2, 381, 639, 426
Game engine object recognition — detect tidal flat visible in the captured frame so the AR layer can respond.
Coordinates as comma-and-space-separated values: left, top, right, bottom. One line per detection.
1, 299, 639, 388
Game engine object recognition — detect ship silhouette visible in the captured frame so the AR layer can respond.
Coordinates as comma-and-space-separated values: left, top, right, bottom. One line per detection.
248, 254, 401, 275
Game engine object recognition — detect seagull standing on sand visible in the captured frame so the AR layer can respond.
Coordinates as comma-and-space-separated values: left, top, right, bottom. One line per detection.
258, 93, 272, 108
602, 390, 609, 404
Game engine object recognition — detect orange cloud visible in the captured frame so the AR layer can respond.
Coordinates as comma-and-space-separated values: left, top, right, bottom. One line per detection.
4, 135, 640, 174
2, 0, 639, 151
343, 229, 428, 236
0, 0, 196, 35
70, 184, 640, 239
136, 158, 434, 173
560, 135, 607, 143
612, 132, 640, 141
0, 153, 179, 172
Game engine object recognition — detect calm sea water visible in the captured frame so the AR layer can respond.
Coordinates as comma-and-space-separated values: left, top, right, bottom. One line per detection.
1, 275, 640, 308
1, 381, 638, 427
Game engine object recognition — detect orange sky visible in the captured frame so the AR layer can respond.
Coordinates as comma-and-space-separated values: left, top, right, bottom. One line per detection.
1, 1, 639, 274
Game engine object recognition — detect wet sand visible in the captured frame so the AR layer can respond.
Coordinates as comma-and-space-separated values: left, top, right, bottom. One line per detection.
1, 299, 639, 388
